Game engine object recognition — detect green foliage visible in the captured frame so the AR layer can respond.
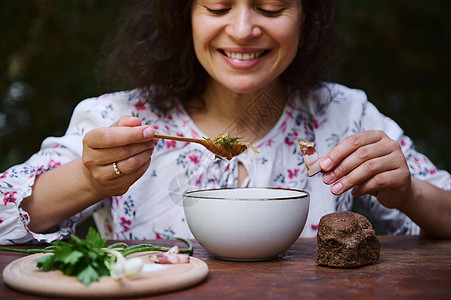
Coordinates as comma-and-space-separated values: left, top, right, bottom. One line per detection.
35, 227, 110, 285
0, 0, 449, 172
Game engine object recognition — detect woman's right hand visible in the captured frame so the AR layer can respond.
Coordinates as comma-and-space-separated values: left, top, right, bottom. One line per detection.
82, 116, 158, 197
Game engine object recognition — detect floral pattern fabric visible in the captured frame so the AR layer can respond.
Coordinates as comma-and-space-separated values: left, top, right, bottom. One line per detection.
1, 83, 450, 244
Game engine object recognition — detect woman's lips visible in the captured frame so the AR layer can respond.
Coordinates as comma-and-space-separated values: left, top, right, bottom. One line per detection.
223, 50, 265, 60
220, 49, 268, 69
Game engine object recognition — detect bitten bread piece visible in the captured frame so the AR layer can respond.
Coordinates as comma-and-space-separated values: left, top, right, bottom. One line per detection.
315, 211, 380, 268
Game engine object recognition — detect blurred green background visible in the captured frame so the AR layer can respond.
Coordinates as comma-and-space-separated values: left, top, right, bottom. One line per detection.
1, 0, 450, 173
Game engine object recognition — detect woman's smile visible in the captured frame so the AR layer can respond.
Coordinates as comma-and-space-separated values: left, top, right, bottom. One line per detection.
220, 48, 268, 70
222, 49, 266, 60
191, 0, 303, 93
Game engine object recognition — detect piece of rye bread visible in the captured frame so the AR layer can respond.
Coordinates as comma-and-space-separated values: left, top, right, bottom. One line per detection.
315, 211, 380, 268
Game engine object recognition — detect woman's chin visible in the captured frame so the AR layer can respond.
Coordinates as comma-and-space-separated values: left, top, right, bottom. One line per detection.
222, 79, 273, 95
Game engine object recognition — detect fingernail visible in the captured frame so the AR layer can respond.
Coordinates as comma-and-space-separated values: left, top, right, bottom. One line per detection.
331, 182, 342, 194
320, 158, 332, 170
143, 127, 154, 139
323, 172, 334, 183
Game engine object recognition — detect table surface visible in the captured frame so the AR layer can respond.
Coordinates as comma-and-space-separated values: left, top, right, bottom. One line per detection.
1, 235, 450, 299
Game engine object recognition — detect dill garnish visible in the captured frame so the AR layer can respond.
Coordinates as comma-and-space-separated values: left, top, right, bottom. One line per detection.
204, 133, 242, 154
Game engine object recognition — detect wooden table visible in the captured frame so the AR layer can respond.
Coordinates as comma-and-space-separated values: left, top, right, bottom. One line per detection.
1, 236, 450, 299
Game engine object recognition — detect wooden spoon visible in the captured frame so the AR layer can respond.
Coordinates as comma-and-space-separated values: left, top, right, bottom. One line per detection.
154, 133, 249, 160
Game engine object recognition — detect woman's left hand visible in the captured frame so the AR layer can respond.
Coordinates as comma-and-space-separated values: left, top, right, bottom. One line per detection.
320, 130, 413, 209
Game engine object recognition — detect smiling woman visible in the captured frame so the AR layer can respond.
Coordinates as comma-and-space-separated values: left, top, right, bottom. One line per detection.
0, 0, 450, 245
100, 0, 339, 114
191, 0, 303, 94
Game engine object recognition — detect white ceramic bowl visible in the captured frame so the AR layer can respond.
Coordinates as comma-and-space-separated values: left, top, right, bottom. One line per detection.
183, 187, 309, 261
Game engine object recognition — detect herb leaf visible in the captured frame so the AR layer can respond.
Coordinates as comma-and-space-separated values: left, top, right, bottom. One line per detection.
77, 265, 100, 286
63, 250, 83, 265
85, 227, 106, 249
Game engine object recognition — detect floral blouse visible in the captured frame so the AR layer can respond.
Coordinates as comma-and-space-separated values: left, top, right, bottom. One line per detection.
1, 83, 450, 245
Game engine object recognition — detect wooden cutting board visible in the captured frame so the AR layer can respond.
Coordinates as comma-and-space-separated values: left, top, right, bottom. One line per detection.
3, 251, 209, 298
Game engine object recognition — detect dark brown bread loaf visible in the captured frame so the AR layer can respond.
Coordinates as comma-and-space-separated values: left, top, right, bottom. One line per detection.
315, 211, 380, 268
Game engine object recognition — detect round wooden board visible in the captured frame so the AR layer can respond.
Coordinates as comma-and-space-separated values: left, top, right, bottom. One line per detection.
3, 252, 209, 298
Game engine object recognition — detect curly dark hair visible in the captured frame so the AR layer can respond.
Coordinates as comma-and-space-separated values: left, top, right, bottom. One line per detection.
99, 0, 341, 112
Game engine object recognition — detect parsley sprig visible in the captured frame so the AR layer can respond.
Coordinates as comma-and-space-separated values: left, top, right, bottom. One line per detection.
35, 228, 110, 285
0, 227, 193, 286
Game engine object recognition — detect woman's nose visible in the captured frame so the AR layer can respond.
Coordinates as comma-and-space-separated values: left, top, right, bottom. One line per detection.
225, 9, 263, 42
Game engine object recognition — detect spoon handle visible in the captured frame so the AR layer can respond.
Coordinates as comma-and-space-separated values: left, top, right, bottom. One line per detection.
154, 133, 202, 143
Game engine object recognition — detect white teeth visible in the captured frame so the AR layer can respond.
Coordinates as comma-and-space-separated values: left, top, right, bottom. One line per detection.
224, 50, 264, 60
